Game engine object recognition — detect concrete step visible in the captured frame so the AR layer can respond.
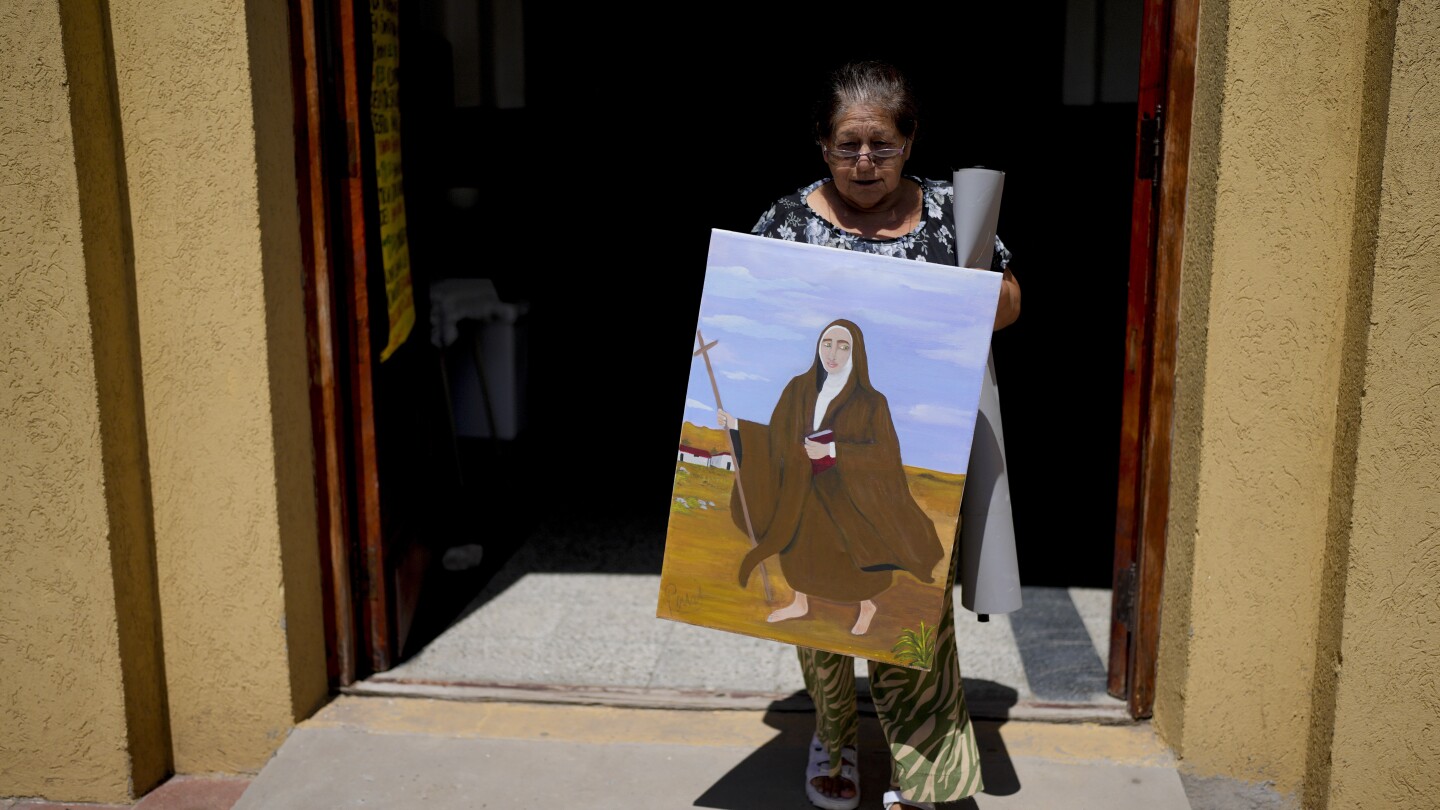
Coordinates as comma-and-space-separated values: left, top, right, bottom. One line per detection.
233, 695, 1192, 809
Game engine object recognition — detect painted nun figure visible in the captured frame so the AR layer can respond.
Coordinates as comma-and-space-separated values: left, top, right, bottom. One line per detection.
718, 319, 944, 636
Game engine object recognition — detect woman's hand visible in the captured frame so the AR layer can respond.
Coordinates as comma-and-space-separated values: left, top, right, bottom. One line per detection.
803, 439, 832, 460
717, 409, 734, 430
993, 267, 1021, 331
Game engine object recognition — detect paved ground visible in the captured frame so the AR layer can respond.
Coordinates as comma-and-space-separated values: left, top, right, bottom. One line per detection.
3, 516, 1290, 809
2, 697, 1288, 810
232, 696, 1191, 810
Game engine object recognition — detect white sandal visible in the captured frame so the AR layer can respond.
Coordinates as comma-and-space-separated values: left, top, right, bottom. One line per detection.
805, 733, 859, 810
881, 788, 935, 810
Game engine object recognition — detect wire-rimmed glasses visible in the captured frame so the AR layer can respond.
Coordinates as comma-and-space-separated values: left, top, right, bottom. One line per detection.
823, 138, 907, 166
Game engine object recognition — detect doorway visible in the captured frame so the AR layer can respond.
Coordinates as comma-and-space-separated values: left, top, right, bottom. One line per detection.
294, 0, 1188, 718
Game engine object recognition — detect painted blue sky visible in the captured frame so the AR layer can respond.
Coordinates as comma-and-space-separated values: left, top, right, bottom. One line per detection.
682, 230, 1002, 474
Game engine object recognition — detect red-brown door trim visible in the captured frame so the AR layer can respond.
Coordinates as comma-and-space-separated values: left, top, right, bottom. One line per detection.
290, 0, 356, 687
336, 0, 392, 673
1110, 0, 1199, 718
1127, 0, 1198, 719
1110, 0, 1171, 700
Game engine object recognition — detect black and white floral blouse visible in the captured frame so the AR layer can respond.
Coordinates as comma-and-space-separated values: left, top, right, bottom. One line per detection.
751, 176, 1010, 271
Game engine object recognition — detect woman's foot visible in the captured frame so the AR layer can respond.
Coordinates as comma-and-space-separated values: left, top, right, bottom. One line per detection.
850, 600, 877, 635
806, 735, 859, 810
768, 592, 810, 622
810, 772, 857, 803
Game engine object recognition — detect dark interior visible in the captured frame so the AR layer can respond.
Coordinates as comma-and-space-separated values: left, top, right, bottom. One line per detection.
389, 1, 1144, 655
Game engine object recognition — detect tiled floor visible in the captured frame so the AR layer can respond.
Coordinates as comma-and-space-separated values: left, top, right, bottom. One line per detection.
372, 513, 1125, 719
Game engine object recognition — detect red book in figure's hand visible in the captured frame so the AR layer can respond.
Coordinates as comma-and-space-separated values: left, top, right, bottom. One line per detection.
808, 429, 836, 475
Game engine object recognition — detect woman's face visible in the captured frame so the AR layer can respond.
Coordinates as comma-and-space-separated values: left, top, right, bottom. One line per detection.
823, 104, 910, 212
818, 327, 853, 373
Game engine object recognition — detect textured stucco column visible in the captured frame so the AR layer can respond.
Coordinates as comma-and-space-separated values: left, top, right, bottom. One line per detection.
106, 0, 328, 772
1152, 0, 1387, 795
1322, 1, 1440, 806
1, 0, 169, 801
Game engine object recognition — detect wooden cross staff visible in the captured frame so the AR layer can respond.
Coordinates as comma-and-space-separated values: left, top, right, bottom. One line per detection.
694, 329, 773, 604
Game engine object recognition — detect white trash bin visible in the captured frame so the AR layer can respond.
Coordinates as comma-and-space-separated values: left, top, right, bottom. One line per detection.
430, 278, 528, 440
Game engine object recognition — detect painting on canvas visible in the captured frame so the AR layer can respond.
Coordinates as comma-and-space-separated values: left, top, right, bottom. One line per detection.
657, 229, 1002, 669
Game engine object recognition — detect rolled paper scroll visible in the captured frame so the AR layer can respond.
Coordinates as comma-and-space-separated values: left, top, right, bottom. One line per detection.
954, 167, 1006, 270
954, 167, 1022, 616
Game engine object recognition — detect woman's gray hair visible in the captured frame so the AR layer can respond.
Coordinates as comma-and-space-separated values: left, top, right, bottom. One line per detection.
813, 60, 920, 144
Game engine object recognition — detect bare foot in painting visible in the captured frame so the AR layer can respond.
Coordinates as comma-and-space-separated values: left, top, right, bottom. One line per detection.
768, 592, 810, 622
850, 600, 877, 635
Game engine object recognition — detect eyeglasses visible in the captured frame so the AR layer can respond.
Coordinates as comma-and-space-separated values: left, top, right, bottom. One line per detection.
823, 138, 907, 166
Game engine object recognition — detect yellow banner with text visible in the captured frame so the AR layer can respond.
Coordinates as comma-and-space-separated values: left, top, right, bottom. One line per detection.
371, 0, 414, 361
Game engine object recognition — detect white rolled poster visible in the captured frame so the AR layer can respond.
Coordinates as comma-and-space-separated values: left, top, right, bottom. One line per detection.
954, 168, 1023, 617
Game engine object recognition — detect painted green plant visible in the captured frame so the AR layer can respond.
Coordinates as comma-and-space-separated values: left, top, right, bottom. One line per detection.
892, 621, 937, 669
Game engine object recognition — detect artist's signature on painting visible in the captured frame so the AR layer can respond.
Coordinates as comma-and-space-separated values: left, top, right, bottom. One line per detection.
664, 583, 705, 614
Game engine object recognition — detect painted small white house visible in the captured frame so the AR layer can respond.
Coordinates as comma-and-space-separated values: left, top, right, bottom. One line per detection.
678, 445, 712, 466
678, 444, 734, 471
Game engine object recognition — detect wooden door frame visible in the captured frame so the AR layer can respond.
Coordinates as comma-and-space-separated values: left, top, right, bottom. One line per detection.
332, 0, 394, 676
291, 0, 398, 685
1109, 0, 1199, 719
289, 0, 358, 687
290, 0, 1202, 698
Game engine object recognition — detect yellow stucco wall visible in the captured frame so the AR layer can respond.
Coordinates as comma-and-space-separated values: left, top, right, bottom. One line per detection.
105, 0, 328, 773
1153, 0, 1389, 794
1324, 1, 1440, 807
0, 0, 167, 801
4, 0, 326, 795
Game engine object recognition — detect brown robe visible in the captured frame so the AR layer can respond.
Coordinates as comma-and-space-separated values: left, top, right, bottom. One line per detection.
733, 319, 943, 603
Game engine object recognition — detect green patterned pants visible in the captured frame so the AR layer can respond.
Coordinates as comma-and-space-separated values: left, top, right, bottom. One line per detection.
797, 589, 984, 803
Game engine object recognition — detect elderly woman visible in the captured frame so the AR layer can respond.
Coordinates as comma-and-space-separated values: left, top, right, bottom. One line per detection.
748, 61, 1020, 810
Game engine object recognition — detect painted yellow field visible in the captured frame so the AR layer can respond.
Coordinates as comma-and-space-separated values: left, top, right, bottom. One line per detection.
658, 431, 965, 669
677, 421, 732, 455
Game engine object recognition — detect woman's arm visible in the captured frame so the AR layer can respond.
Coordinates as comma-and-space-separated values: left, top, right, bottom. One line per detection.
993, 266, 1020, 331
